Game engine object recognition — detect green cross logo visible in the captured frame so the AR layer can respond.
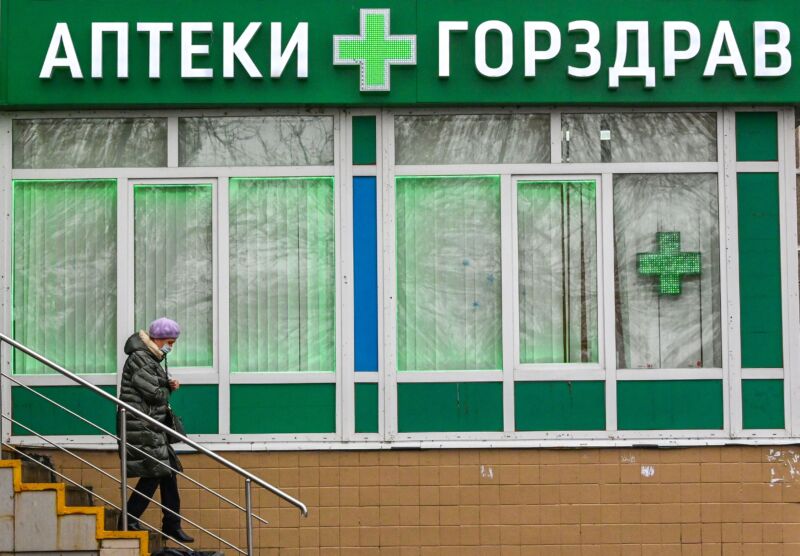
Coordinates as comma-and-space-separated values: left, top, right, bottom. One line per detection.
637, 232, 702, 296
333, 9, 416, 92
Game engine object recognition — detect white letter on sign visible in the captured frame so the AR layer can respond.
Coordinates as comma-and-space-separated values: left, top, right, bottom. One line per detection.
524, 22, 561, 77
475, 21, 513, 78
754, 22, 791, 78
663, 21, 701, 78
91, 22, 128, 79
609, 22, 656, 88
271, 22, 309, 79
704, 21, 747, 77
224, 22, 263, 79
40, 23, 83, 79
439, 21, 469, 77
181, 22, 214, 79
567, 20, 601, 78
137, 23, 173, 79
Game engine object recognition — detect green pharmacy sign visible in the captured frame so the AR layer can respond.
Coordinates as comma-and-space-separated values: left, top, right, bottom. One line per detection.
637, 232, 701, 296
333, 9, 416, 92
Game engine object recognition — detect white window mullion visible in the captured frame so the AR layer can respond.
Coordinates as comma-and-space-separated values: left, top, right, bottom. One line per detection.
217, 175, 231, 435
0, 116, 12, 445
601, 172, 618, 432
382, 112, 398, 441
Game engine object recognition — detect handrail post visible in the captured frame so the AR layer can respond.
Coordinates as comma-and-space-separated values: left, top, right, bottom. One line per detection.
119, 408, 128, 531
245, 478, 253, 556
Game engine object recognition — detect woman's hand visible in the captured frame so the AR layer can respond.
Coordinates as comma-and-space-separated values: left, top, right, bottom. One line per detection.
168, 379, 180, 391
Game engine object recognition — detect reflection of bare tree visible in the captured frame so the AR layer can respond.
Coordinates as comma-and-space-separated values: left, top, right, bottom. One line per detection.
13, 119, 167, 169
179, 116, 334, 167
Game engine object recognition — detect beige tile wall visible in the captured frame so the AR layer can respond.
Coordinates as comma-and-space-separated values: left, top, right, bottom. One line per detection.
34, 446, 800, 554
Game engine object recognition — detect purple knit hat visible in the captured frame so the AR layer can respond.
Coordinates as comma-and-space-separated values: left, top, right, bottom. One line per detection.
148, 318, 181, 339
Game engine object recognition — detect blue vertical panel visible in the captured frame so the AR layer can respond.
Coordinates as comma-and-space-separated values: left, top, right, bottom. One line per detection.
354, 177, 379, 372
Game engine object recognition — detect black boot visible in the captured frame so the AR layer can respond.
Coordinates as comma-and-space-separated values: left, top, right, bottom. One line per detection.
163, 527, 194, 543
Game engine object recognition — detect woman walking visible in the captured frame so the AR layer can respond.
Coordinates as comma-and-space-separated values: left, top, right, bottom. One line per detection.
119, 317, 193, 543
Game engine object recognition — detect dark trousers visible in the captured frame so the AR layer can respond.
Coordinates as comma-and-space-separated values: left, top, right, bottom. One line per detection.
126, 473, 181, 530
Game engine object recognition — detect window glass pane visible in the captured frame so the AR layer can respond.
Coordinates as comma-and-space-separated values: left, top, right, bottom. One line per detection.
395, 114, 550, 165
13, 118, 167, 169
134, 185, 213, 367
13, 180, 116, 374
229, 177, 336, 373
179, 116, 335, 167
517, 180, 598, 364
562, 113, 717, 163
614, 174, 722, 369
396, 176, 502, 371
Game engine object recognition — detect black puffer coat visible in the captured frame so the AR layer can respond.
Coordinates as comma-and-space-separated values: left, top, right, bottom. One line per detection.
119, 331, 182, 478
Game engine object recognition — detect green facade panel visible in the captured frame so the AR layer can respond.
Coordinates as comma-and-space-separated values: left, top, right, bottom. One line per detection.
230, 383, 336, 434
355, 383, 379, 433
737, 173, 783, 369
735, 112, 778, 162
617, 380, 724, 430
742, 379, 785, 429
169, 384, 219, 434
398, 382, 503, 433
11, 385, 117, 436
515, 381, 605, 431
352, 116, 377, 165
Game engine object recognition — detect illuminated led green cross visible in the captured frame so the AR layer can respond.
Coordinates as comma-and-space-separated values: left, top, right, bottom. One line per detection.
637, 232, 701, 296
333, 9, 416, 92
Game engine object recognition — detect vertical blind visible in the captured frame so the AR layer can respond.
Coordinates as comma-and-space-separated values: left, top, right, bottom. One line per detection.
396, 176, 503, 371
517, 180, 599, 364
614, 173, 722, 369
13, 180, 117, 374
229, 177, 336, 373
134, 185, 214, 368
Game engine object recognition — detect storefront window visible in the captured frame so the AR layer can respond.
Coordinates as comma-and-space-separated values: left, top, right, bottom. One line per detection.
134, 184, 214, 368
229, 177, 336, 373
562, 112, 717, 163
396, 176, 502, 371
517, 179, 599, 364
13, 180, 117, 374
12, 118, 167, 169
179, 116, 334, 167
614, 173, 722, 369
394, 114, 550, 165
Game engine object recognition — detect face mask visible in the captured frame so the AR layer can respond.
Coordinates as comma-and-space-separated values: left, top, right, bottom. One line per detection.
160, 344, 172, 355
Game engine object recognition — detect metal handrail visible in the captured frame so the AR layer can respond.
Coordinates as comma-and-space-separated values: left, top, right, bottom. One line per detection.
0, 332, 309, 555
1, 371, 270, 527
2, 415, 244, 555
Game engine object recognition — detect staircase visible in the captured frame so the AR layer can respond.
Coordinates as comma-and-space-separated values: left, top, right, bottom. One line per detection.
0, 458, 149, 555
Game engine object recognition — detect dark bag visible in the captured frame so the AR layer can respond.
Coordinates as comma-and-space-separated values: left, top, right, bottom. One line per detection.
164, 406, 186, 443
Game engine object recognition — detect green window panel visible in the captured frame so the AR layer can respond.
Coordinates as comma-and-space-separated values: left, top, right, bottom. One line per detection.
229, 177, 336, 373
517, 179, 599, 364
735, 112, 778, 162
13, 179, 117, 375
352, 116, 377, 165
355, 383, 379, 433
230, 384, 336, 434
134, 184, 214, 368
617, 380, 723, 430
737, 173, 783, 368
515, 381, 605, 431
742, 379, 785, 429
397, 382, 503, 433
168, 384, 219, 434
396, 176, 502, 371
12, 386, 117, 436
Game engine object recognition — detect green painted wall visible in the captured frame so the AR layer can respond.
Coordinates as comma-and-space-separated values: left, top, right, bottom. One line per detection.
11, 385, 117, 436
230, 383, 336, 434
352, 116, 377, 165
742, 379, 785, 429
515, 381, 605, 431
737, 173, 783, 369
617, 380, 724, 430
736, 112, 778, 162
397, 382, 503, 433
355, 383, 379, 433
169, 384, 219, 434
3, 0, 800, 107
